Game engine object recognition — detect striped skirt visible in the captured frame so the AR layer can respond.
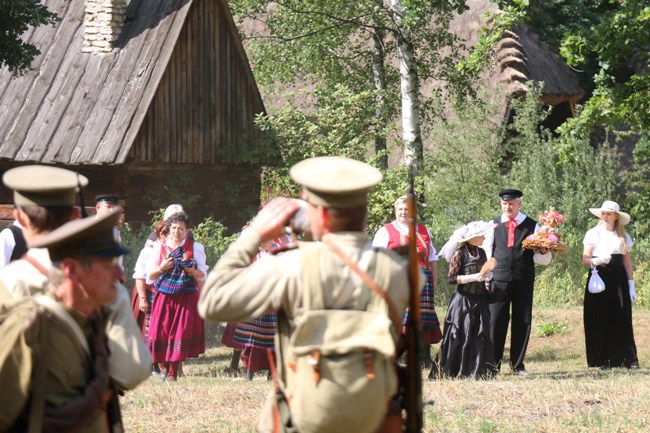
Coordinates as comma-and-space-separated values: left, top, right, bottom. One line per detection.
233, 312, 277, 372
402, 268, 442, 345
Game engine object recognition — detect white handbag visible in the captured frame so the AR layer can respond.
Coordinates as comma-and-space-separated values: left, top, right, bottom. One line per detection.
588, 267, 606, 294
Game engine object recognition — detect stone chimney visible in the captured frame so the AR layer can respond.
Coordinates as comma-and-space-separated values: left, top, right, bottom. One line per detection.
82, 0, 127, 53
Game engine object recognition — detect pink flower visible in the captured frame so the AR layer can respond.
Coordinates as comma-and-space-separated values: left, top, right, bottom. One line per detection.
548, 234, 558, 243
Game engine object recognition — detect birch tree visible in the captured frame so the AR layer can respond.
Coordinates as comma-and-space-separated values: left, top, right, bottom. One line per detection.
230, 0, 470, 167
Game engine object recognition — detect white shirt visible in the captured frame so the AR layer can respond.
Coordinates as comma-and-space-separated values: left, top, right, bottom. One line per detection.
583, 224, 633, 256
482, 212, 552, 266
372, 221, 438, 262
0, 221, 23, 269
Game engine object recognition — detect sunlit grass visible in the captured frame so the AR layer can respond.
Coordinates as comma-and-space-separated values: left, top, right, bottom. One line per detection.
121, 309, 650, 432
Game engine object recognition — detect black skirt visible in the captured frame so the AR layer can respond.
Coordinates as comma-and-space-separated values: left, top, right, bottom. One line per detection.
431, 287, 496, 379
584, 254, 638, 368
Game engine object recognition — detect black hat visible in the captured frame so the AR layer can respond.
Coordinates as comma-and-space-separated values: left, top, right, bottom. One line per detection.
498, 189, 523, 201
30, 208, 129, 261
95, 194, 119, 204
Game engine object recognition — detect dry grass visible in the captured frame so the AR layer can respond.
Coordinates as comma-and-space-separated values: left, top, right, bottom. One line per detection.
121, 309, 650, 432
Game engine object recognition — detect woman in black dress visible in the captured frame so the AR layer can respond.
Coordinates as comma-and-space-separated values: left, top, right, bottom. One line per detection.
582, 201, 638, 369
430, 221, 497, 379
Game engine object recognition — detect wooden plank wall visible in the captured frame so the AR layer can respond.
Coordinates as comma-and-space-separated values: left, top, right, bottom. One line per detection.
0, 161, 260, 232
123, 163, 260, 232
129, 0, 266, 165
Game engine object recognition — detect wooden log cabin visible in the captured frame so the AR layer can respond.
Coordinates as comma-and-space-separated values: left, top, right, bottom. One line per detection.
0, 0, 269, 230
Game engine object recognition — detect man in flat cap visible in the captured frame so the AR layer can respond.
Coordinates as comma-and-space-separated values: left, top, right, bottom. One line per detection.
482, 189, 552, 376
95, 194, 124, 276
95, 194, 120, 213
0, 209, 130, 432
199, 156, 423, 433
0, 165, 151, 395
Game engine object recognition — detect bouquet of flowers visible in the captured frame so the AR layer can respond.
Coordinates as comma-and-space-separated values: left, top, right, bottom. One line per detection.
522, 207, 568, 253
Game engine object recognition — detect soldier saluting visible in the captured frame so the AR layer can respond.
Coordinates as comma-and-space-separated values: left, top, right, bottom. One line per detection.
199, 156, 424, 433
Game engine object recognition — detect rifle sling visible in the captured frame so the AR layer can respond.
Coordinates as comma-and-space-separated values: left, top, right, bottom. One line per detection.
323, 238, 401, 331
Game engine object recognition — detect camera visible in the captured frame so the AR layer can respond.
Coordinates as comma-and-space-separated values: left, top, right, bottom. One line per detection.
286, 199, 310, 235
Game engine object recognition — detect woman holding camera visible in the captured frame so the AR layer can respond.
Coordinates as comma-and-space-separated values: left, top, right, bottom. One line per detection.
146, 211, 208, 380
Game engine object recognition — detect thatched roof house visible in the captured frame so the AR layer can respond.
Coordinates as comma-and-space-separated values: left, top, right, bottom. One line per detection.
0, 0, 267, 229
451, 0, 584, 129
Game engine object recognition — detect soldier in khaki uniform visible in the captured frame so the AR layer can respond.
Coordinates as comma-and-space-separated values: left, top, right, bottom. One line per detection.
198, 156, 423, 432
0, 208, 130, 432
0, 165, 151, 392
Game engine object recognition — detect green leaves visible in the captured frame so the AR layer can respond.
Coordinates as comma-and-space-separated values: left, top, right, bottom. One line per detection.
0, 0, 59, 75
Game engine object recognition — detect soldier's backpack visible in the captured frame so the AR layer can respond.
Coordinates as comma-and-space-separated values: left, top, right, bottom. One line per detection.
273, 240, 402, 433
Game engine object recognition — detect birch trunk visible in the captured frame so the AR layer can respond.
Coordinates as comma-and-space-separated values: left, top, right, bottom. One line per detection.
390, 0, 423, 167
372, 22, 388, 170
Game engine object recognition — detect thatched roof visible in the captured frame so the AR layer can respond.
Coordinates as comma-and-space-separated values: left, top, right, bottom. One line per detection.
450, 0, 584, 106
0, 0, 264, 165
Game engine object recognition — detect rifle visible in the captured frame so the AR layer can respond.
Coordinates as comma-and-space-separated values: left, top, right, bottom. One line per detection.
403, 163, 423, 433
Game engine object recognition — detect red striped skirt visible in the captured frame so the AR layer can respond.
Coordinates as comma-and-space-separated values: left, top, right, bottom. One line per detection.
146, 290, 205, 363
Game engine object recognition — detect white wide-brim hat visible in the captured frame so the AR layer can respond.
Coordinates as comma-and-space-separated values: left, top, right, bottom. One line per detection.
589, 200, 630, 225
439, 220, 497, 262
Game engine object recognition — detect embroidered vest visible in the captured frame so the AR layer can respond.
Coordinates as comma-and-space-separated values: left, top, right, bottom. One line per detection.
385, 222, 431, 268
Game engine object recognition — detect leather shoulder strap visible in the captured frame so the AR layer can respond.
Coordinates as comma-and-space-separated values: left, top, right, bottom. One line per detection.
323, 238, 401, 330
8, 225, 27, 261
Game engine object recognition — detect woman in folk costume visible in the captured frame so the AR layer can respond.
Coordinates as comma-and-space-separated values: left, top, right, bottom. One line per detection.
372, 195, 442, 367
431, 221, 497, 379
145, 211, 207, 380
582, 201, 639, 369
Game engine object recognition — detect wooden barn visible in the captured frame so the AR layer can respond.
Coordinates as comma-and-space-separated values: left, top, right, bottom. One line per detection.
0, 0, 268, 230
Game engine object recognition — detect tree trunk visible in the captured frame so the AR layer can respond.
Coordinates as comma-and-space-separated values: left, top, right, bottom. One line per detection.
390, 0, 424, 167
372, 22, 388, 170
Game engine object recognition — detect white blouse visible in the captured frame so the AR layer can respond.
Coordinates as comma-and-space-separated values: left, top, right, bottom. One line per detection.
583, 224, 633, 256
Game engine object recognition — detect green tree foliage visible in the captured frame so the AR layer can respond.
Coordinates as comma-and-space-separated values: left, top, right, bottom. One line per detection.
0, 0, 59, 75
503, 88, 620, 245
254, 84, 381, 199
625, 136, 650, 237
231, 0, 472, 166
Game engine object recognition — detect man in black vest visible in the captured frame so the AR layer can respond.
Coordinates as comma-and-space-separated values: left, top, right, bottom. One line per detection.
483, 189, 552, 376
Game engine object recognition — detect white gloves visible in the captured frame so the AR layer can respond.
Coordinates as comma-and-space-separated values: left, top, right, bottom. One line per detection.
478, 272, 493, 282
590, 255, 611, 267
629, 280, 637, 303
459, 272, 493, 284
458, 273, 480, 284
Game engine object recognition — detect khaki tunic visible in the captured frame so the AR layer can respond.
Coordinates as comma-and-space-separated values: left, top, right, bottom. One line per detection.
0, 248, 151, 390
0, 296, 108, 432
198, 231, 422, 432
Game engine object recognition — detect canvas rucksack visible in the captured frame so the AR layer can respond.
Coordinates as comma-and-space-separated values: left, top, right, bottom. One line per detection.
276, 240, 401, 433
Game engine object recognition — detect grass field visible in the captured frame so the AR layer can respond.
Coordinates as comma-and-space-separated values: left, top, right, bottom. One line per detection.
121, 308, 650, 433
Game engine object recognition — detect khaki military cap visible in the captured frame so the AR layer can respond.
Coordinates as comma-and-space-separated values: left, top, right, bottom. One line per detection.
3, 165, 89, 206
290, 157, 383, 207
30, 207, 128, 261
